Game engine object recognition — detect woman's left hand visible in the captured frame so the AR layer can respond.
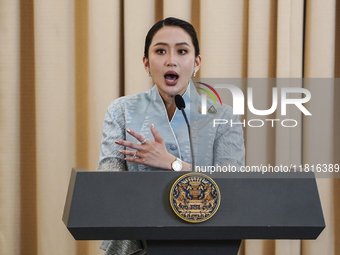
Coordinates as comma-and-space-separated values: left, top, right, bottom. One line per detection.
115, 124, 176, 170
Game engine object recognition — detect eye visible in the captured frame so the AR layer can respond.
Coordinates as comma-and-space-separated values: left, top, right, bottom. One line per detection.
156, 49, 166, 54
178, 49, 188, 55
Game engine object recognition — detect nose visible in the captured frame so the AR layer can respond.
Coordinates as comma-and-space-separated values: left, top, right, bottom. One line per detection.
166, 51, 177, 67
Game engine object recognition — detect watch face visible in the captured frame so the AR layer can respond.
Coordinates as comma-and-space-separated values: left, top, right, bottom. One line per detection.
172, 161, 182, 171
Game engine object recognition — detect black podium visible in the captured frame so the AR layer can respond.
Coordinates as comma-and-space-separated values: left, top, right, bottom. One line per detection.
63, 168, 325, 255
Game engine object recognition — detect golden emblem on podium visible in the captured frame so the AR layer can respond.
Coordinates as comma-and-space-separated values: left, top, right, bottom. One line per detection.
170, 173, 221, 223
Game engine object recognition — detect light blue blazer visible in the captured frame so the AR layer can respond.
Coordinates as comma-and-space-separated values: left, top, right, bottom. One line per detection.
98, 81, 245, 172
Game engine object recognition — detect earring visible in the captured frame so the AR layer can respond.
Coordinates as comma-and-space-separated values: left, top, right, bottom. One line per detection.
193, 70, 197, 77
148, 71, 151, 77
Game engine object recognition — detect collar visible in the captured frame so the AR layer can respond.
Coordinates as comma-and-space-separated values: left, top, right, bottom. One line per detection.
150, 80, 199, 118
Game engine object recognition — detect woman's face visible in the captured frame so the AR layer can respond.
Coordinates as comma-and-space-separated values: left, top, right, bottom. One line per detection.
143, 26, 201, 99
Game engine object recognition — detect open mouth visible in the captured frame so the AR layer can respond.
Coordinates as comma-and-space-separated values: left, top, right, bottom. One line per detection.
164, 71, 179, 85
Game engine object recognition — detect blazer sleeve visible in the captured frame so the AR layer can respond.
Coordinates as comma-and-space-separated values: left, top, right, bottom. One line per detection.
97, 99, 127, 172
213, 110, 245, 169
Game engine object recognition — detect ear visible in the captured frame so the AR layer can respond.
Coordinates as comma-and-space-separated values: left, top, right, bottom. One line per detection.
194, 55, 202, 72
143, 56, 149, 73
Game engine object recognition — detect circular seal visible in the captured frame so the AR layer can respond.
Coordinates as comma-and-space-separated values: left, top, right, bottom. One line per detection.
170, 172, 221, 223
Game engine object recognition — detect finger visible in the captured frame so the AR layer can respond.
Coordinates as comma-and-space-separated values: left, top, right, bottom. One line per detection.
119, 149, 136, 157
115, 139, 140, 150
150, 124, 164, 143
127, 128, 147, 143
125, 156, 144, 164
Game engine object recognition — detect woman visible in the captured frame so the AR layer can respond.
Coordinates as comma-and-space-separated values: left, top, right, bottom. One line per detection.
98, 17, 245, 255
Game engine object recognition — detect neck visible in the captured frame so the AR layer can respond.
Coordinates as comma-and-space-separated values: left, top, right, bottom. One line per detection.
157, 83, 189, 121
161, 95, 177, 121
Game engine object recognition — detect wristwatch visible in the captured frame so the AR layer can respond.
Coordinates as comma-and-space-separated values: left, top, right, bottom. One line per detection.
171, 157, 183, 171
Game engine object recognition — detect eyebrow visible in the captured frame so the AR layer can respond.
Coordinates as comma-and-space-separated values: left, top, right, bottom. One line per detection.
152, 42, 190, 47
